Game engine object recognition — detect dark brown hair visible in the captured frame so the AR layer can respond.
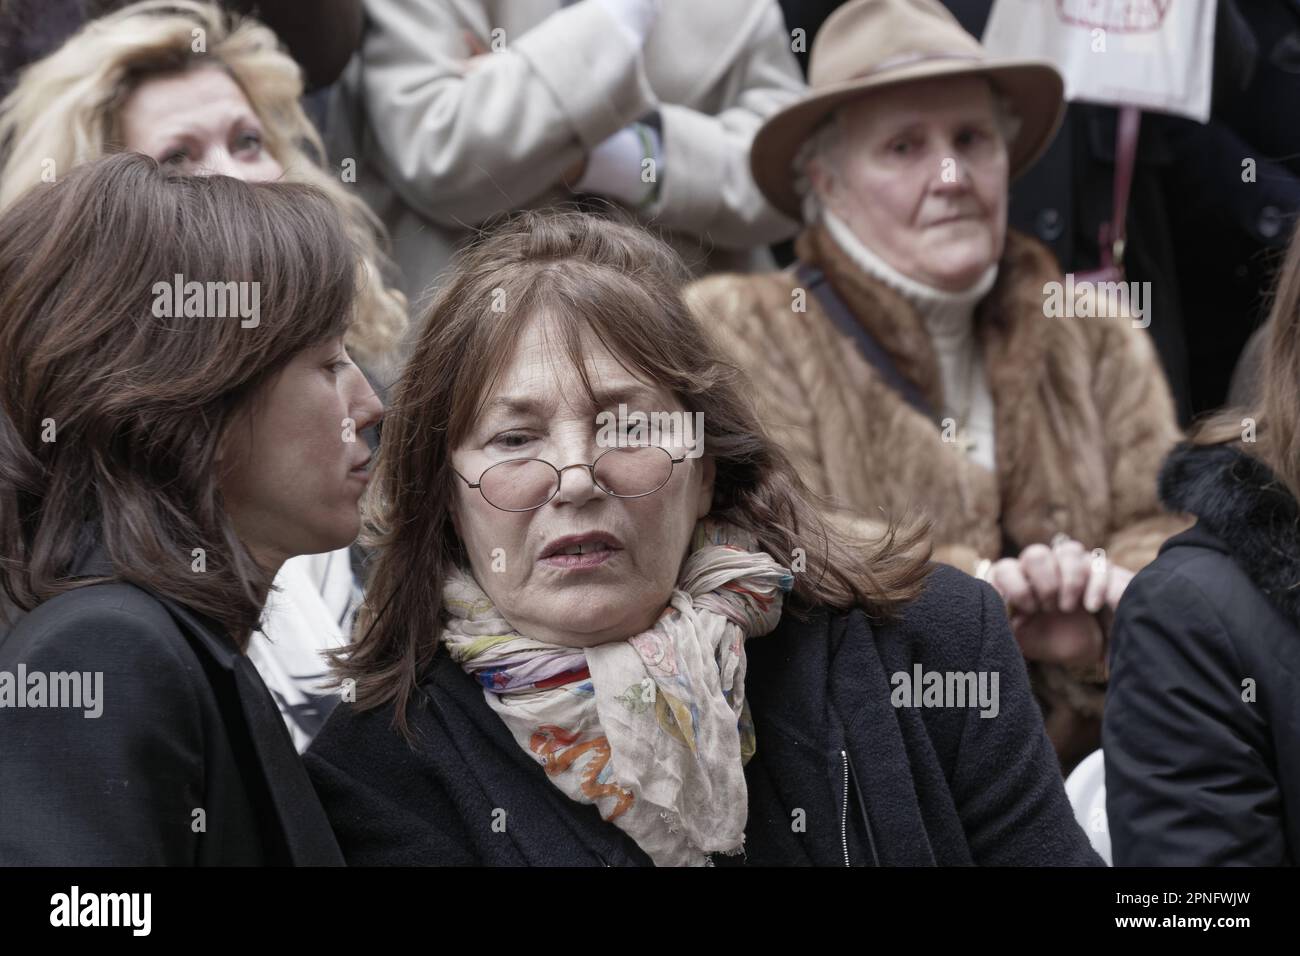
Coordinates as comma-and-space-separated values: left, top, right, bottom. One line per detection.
0, 151, 358, 646
338, 208, 930, 736
1192, 220, 1300, 500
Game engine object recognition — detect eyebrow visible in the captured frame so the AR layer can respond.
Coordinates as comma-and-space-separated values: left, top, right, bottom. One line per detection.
482, 384, 664, 418
153, 111, 261, 143
881, 114, 992, 135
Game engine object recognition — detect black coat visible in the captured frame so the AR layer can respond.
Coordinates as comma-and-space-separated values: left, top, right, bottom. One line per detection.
1106, 443, 1300, 865
306, 565, 1100, 866
0, 543, 344, 866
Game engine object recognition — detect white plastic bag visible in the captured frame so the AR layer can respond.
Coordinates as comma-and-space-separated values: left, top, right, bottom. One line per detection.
982, 0, 1217, 121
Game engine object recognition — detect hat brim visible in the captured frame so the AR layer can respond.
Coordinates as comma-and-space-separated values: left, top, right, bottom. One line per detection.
751, 59, 1066, 221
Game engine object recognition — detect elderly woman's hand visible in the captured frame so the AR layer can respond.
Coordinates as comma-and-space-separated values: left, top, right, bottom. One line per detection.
1009, 608, 1103, 673
987, 538, 1132, 615
982, 538, 1136, 674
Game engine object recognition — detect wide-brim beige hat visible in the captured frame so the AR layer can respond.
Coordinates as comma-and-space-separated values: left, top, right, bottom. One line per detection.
752, 0, 1066, 220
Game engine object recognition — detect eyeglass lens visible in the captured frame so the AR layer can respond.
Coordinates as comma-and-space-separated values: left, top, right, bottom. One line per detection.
478, 446, 674, 511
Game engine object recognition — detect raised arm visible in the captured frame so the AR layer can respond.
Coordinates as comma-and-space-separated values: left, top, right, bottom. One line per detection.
357, 0, 656, 228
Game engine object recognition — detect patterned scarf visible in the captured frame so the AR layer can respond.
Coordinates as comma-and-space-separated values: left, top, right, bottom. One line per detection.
440, 518, 793, 866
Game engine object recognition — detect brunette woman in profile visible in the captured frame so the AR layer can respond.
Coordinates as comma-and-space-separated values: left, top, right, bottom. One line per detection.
0, 153, 381, 865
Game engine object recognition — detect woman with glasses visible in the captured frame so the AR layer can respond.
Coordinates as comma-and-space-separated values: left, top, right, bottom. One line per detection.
451, 446, 689, 513
303, 209, 1099, 866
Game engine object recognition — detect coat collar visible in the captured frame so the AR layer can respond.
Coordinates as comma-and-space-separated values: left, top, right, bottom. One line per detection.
423, 653, 654, 866
70, 533, 239, 668
68, 528, 342, 863
796, 223, 947, 412
796, 220, 1062, 517
1159, 442, 1300, 628
158, 594, 343, 864
418, 607, 947, 866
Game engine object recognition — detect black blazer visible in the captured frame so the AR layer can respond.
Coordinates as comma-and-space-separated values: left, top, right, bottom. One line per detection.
1106, 443, 1300, 865
306, 565, 1101, 866
0, 544, 343, 866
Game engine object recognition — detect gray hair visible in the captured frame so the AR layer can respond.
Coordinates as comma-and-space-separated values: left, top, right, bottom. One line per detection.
793, 83, 1022, 224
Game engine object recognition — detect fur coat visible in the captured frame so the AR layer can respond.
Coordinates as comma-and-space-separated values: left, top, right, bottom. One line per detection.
686, 224, 1191, 738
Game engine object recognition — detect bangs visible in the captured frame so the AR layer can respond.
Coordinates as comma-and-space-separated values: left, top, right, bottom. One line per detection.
445, 261, 678, 447
165, 171, 360, 380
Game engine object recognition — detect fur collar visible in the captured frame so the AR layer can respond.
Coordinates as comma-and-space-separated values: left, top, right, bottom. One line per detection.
1160, 442, 1300, 626
795, 223, 1058, 407
795, 221, 1068, 509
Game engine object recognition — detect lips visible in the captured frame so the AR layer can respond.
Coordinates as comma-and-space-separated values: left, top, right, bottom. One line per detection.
928, 212, 980, 226
348, 454, 373, 479
539, 531, 624, 560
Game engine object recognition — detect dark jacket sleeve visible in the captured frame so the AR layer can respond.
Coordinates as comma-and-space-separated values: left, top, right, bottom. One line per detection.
949, 580, 1104, 866
304, 703, 479, 865
1105, 564, 1285, 865
0, 596, 206, 865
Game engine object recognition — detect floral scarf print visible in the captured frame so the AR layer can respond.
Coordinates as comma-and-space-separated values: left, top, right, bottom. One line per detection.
440, 518, 794, 866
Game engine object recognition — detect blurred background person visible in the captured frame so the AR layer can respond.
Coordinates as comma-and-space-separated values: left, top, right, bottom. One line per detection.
328, 0, 806, 338
0, 153, 377, 864
687, 0, 1190, 772
1105, 220, 1300, 867
0, 0, 407, 750
0, 0, 363, 130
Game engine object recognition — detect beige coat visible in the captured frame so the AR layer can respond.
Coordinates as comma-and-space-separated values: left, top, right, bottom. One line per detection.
687, 224, 1191, 740
329, 0, 804, 322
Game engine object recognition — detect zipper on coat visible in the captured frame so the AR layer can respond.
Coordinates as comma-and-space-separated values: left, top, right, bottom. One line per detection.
840, 749, 851, 867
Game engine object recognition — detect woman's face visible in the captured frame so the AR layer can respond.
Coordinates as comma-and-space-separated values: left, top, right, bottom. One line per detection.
219, 337, 382, 572
810, 75, 1009, 291
119, 64, 284, 182
451, 316, 715, 648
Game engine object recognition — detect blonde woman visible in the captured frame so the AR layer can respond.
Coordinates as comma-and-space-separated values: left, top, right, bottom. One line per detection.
0, 0, 405, 370
0, 0, 407, 750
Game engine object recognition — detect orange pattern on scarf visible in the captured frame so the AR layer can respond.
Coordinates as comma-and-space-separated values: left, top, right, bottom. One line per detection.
529, 725, 635, 821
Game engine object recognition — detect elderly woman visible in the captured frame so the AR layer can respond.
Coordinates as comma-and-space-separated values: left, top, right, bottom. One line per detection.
0, 0, 408, 749
686, 0, 1189, 769
302, 208, 1099, 866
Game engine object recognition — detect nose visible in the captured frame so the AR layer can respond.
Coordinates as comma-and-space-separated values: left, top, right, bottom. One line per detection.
350, 368, 385, 434
550, 439, 603, 507
553, 461, 603, 508
195, 147, 243, 181
933, 154, 970, 191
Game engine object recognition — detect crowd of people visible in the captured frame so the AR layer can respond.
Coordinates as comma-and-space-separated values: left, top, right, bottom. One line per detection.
0, 0, 1295, 867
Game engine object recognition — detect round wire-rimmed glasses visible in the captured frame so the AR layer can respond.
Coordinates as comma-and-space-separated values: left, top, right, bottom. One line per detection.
452, 445, 688, 512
